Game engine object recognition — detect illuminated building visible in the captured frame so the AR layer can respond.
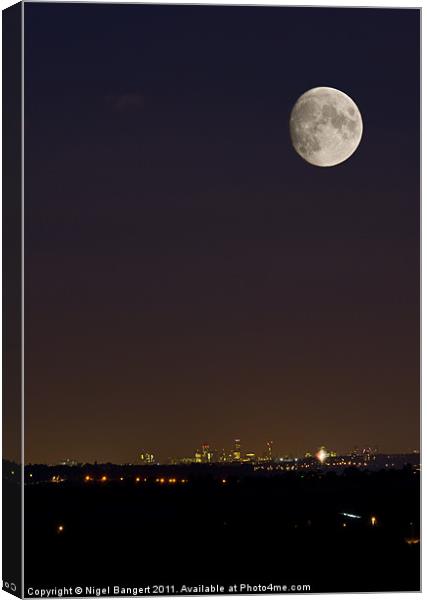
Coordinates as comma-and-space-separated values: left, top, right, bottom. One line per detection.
267, 441, 274, 461
219, 449, 229, 463
192, 443, 216, 463
59, 458, 78, 467
351, 446, 360, 457
243, 452, 256, 463
232, 439, 241, 462
140, 451, 155, 464
201, 443, 214, 463
350, 446, 378, 462
202, 443, 210, 461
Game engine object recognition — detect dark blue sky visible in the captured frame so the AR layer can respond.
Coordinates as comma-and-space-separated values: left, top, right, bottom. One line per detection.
24, 4, 419, 463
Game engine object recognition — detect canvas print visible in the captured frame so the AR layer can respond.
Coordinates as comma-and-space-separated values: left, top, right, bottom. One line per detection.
3, 2, 420, 597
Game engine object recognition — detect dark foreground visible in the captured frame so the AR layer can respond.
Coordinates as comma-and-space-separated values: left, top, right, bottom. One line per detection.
24, 468, 420, 594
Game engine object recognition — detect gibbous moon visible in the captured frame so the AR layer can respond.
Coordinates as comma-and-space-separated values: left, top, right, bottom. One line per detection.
290, 87, 363, 167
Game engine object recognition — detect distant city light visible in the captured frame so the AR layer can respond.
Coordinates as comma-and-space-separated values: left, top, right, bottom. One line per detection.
340, 512, 361, 520
316, 448, 328, 463
140, 452, 155, 464
101, 475, 108, 482
57, 525, 64, 533
405, 537, 420, 545
370, 516, 377, 526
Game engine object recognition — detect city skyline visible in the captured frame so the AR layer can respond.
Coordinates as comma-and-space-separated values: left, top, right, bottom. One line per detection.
25, 438, 419, 467
23, 5, 419, 465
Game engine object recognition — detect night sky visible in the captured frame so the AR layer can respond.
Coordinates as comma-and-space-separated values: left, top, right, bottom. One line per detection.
24, 4, 420, 464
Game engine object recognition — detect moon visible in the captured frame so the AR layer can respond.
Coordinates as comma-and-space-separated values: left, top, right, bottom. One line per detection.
289, 87, 363, 167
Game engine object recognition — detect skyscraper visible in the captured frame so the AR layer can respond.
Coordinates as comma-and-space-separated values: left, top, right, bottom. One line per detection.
232, 439, 241, 462
140, 452, 155, 464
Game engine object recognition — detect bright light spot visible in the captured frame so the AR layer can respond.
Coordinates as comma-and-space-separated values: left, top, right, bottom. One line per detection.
316, 448, 327, 463
159, 478, 165, 484
101, 475, 107, 482
405, 537, 420, 545
135, 477, 140, 482
84, 475, 91, 482
57, 525, 64, 533
120, 477, 124, 481
371, 516, 377, 526
222, 479, 227, 484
